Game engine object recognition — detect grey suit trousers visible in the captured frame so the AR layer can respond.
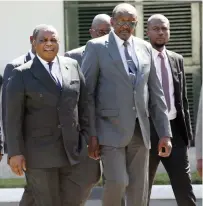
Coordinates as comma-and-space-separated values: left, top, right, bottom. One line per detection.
101, 122, 149, 206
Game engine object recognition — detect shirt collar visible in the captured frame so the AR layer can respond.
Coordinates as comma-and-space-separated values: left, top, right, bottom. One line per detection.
152, 46, 167, 59
37, 54, 57, 67
112, 30, 133, 48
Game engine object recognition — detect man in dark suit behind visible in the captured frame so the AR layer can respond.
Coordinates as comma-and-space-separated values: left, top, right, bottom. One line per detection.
65, 14, 111, 66
5, 25, 89, 206
147, 14, 196, 206
2, 24, 45, 143
1, 25, 44, 206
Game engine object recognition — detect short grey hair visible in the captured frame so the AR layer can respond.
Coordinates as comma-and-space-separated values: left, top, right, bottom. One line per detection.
112, 3, 137, 18
32, 24, 58, 40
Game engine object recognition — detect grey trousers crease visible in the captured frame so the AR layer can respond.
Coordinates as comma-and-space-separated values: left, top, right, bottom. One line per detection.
19, 184, 36, 206
25, 156, 100, 206
100, 122, 149, 206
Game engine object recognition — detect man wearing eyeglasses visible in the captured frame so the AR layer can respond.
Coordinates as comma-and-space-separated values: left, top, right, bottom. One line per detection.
65, 14, 111, 66
81, 3, 172, 206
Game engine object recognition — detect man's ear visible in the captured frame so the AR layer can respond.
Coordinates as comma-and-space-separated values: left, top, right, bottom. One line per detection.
32, 39, 36, 49
30, 36, 33, 44
146, 30, 149, 38
110, 17, 114, 27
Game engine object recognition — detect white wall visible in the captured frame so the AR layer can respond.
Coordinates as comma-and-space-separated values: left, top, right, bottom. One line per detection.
0, 1, 65, 74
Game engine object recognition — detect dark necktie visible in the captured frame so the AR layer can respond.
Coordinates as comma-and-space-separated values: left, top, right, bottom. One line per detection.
48, 62, 61, 88
123, 41, 137, 87
158, 53, 171, 111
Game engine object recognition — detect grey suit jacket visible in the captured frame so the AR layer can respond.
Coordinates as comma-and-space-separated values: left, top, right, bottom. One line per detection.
1, 53, 31, 153
5, 56, 89, 168
65, 46, 86, 67
195, 87, 202, 160
81, 31, 172, 149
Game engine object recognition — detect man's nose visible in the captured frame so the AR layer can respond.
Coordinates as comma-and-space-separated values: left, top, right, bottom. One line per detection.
158, 29, 164, 35
46, 40, 53, 45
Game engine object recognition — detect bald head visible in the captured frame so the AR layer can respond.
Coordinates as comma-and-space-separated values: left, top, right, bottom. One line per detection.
112, 3, 137, 18
90, 14, 111, 38
91, 14, 111, 28
147, 14, 170, 51
147, 14, 169, 28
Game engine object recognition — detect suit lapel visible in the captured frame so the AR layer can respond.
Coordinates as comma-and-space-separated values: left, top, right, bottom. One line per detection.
132, 38, 140, 72
107, 32, 130, 81
166, 50, 179, 83
166, 50, 181, 101
29, 56, 61, 96
57, 56, 70, 93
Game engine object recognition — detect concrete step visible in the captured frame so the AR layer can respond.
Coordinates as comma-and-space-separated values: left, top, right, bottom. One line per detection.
0, 185, 201, 206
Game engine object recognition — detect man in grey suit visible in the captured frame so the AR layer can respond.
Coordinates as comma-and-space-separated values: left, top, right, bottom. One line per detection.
81, 3, 172, 206
195, 86, 202, 177
5, 25, 89, 206
65, 14, 111, 66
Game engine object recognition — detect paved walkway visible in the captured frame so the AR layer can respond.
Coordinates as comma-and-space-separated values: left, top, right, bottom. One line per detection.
0, 186, 201, 206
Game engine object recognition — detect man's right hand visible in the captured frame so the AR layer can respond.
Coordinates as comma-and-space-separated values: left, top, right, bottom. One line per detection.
88, 136, 100, 160
9, 155, 26, 176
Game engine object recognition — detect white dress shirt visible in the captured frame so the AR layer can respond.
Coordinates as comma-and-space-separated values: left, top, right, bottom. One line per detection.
112, 31, 138, 75
37, 55, 62, 86
29, 49, 35, 60
152, 47, 177, 120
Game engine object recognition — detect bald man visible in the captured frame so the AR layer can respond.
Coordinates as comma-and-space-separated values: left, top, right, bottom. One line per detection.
65, 14, 111, 66
82, 4, 172, 206
64, 13, 112, 205
147, 14, 196, 206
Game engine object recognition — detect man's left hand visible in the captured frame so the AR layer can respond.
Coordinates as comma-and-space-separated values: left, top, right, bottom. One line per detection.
158, 136, 172, 157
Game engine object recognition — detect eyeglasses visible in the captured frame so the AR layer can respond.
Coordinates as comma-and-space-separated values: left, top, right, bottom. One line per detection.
116, 20, 137, 27
92, 28, 111, 36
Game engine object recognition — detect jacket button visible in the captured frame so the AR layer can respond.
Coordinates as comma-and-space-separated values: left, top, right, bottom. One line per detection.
58, 125, 61, 128
132, 107, 136, 110
57, 107, 60, 110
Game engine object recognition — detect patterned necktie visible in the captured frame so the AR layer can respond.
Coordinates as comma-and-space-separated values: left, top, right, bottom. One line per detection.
158, 53, 171, 111
123, 41, 137, 87
48, 62, 61, 88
